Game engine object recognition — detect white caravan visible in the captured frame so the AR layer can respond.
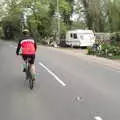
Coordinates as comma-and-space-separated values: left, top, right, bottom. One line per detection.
66, 29, 95, 47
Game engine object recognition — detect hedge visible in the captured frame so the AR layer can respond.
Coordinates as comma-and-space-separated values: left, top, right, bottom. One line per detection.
88, 43, 120, 58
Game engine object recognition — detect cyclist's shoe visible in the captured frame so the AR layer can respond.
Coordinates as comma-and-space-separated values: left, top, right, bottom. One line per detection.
22, 64, 26, 72
23, 68, 26, 72
32, 78, 35, 82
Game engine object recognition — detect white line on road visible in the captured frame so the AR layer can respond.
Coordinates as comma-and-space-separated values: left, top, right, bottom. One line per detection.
39, 62, 66, 87
94, 116, 103, 120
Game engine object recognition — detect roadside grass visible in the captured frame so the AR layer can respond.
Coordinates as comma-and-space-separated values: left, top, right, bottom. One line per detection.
108, 56, 120, 60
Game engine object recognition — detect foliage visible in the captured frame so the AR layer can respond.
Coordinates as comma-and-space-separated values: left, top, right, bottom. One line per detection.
110, 32, 120, 45
1, 0, 120, 42
88, 43, 120, 59
76, 0, 120, 32
0, 0, 74, 41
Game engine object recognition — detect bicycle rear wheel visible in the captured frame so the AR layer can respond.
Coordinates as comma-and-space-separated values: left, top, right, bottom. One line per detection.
28, 71, 34, 90
29, 78, 34, 90
25, 62, 34, 90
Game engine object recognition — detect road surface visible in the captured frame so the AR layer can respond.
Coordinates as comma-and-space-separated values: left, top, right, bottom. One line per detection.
0, 40, 120, 120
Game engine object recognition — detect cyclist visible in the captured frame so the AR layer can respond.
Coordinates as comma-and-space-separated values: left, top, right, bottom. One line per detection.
16, 29, 37, 80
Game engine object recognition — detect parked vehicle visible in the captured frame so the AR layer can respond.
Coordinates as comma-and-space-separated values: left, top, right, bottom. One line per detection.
65, 29, 95, 47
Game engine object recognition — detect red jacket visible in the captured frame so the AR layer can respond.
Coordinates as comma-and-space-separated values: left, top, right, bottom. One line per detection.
16, 35, 37, 55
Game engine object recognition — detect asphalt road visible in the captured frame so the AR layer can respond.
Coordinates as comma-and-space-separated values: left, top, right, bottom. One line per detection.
0, 40, 120, 120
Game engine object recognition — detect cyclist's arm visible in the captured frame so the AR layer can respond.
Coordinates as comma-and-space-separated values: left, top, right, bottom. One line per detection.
16, 40, 21, 55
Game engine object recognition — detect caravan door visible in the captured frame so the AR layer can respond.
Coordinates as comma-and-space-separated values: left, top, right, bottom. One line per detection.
79, 33, 95, 47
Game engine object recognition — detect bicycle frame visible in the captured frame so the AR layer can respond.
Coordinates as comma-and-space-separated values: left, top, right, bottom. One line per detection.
25, 58, 34, 90
19, 54, 34, 90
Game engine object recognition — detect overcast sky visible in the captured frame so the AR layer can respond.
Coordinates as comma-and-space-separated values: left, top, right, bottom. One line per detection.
0, 0, 4, 2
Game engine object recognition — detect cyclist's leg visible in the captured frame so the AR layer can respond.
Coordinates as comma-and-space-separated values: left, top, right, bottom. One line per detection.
22, 55, 27, 72
29, 55, 36, 80
31, 64, 36, 78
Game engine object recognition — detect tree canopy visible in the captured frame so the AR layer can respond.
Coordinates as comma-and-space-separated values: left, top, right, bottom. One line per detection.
0, 0, 120, 40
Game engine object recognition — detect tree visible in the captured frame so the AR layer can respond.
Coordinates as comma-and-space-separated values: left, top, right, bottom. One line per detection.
75, 0, 120, 32
1, 0, 22, 39
106, 0, 120, 32
1, 0, 75, 41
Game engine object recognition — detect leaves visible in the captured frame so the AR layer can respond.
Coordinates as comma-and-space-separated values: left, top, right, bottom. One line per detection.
2, 0, 120, 41
75, 0, 120, 32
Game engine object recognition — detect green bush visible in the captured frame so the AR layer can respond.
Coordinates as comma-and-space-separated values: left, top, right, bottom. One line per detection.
110, 32, 120, 46
88, 47, 93, 55
88, 43, 120, 59
88, 32, 120, 59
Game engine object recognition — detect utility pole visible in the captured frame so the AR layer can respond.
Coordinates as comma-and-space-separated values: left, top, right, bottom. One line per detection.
20, 12, 24, 32
57, 0, 60, 44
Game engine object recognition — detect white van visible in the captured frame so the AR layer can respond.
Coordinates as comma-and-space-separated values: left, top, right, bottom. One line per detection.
66, 29, 95, 47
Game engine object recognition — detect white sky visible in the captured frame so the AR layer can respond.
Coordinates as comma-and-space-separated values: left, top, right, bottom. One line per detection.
0, 0, 4, 2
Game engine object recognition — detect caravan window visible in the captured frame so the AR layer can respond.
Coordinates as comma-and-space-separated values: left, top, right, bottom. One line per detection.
70, 33, 73, 38
73, 33, 77, 39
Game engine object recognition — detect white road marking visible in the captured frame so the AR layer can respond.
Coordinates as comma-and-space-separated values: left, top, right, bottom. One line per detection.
39, 62, 66, 87
94, 116, 103, 120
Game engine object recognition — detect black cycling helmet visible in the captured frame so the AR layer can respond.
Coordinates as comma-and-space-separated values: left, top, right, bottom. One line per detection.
22, 29, 30, 35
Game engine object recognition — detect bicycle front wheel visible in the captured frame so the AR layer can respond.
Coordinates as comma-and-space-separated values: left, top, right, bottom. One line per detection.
29, 78, 34, 90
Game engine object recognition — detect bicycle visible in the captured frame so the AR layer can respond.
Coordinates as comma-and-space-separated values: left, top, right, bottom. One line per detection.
25, 57, 34, 90
20, 54, 35, 90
